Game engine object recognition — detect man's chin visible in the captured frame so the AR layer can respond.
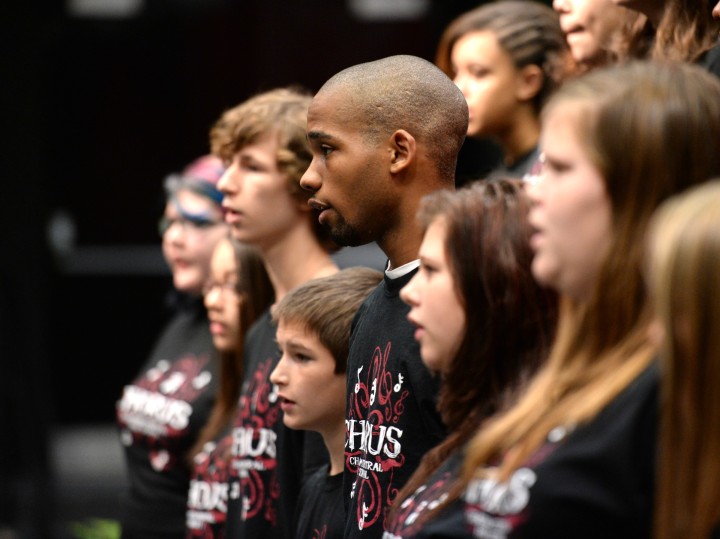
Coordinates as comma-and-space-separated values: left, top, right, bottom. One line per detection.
328, 224, 364, 248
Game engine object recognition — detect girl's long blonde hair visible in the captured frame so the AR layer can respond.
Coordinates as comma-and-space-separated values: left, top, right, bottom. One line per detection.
647, 180, 720, 539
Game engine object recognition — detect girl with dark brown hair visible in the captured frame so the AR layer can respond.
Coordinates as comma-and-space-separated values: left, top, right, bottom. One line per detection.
383, 178, 558, 538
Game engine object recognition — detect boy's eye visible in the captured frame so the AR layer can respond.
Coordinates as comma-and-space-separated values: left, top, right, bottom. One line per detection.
295, 353, 312, 362
243, 162, 262, 172
320, 145, 334, 157
239, 156, 266, 172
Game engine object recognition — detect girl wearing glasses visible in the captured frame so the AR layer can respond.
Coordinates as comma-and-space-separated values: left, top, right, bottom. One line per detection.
116, 155, 230, 539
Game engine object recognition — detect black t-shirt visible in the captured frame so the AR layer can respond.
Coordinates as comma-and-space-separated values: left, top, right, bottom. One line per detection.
225, 309, 328, 539
344, 268, 447, 539
117, 298, 219, 538
487, 145, 542, 185
294, 465, 345, 539
384, 362, 659, 539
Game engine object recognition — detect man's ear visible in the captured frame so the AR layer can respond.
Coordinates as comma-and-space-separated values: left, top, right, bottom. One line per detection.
389, 129, 416, 174
515, 64, 544, 102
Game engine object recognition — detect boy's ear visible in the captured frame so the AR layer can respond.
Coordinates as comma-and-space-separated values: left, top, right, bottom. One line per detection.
515, 64, 544, 102
389, 129, 416, 175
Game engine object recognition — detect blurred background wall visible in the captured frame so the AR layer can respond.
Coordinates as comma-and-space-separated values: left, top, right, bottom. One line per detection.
1, 0, 534, 536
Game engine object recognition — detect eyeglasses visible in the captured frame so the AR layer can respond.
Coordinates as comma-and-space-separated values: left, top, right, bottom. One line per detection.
158, 215, 224, 236
203, 279, 240, 299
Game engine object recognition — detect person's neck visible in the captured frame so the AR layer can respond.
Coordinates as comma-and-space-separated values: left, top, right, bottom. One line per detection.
379, 185, 450, 269
498, 112, 540, 168
380, 235, 422, 271
260, 224, 338, 302
323, 423, 346, 476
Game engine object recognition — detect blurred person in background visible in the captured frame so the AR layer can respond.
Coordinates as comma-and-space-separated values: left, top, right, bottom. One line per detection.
435, 0, 572, 183
116, 155, 229, 539
185, 236, 273, 538
646, 180, 720, 539
552, 0, 641, 71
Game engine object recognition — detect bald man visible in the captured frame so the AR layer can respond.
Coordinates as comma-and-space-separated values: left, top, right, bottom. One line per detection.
301, 55, 468, 539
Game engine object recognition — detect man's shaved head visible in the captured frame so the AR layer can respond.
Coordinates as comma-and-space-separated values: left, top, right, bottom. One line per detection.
317, 55, 468, 179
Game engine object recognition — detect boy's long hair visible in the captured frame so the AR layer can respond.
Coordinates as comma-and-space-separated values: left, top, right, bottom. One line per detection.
210, 87, 337, 251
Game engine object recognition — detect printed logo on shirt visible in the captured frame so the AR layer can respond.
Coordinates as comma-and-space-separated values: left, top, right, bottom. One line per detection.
384, 470, 452, 537
117, 355, 212, 443
460, 467, 536, 539
229, 357, 281, 525
346, 342, 409, 531
187, 435, 234, 534
313, 524, 328, 539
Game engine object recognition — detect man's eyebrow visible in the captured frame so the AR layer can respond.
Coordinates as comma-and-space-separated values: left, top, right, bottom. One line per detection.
307, 130, 334, 141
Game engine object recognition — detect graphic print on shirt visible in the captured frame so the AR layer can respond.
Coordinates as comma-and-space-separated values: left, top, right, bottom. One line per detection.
462, 439, 560, 538
346, 341, 409, 531
382, 467, 453, 539
313, 524, 328, 539
187, 434, 234, 536
230, 357, 280, 526
117, 355, 213, 472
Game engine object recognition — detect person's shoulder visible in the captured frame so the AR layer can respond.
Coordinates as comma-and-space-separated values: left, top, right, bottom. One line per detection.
299, 464, 331, 503
243, 308, 277, 359
246, 308, 274, 340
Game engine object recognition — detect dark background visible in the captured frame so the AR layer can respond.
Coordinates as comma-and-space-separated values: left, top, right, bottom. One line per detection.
0, 0, 539, 535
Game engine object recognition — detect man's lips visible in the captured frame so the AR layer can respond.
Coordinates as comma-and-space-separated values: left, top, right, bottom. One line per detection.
308, 198, 330, 212
308, 199, 333, 223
